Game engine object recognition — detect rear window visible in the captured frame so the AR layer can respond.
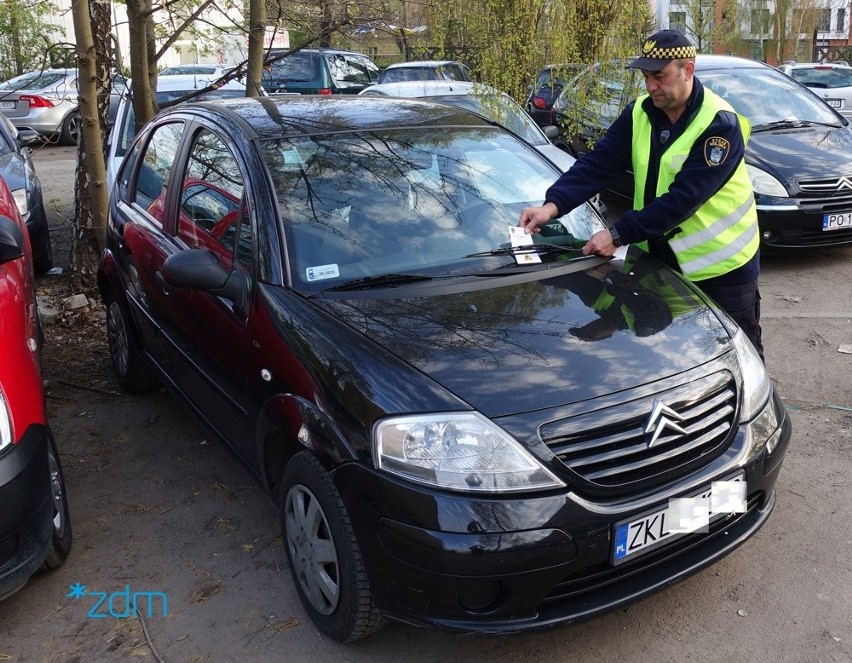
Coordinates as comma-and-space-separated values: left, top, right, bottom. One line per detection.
0, 71, 71, 91
791, 67, 852, 89
267, 52, 318, 83
324, 53, 379, 84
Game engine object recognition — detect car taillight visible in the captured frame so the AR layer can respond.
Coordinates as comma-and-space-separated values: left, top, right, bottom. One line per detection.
532, 96, 548, 110
19, 94, 55, 108
319, 89, 332, 95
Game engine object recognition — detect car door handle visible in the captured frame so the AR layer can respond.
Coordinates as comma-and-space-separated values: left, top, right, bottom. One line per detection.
155, 271, 171, 295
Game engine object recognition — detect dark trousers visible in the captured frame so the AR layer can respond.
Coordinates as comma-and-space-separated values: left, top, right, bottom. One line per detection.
699, 278, 764, 363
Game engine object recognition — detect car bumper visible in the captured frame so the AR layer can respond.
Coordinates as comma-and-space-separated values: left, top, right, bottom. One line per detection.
0, 424, 53, 601
9, 107, 68, 137
334, 393, 792, 634
757, 199, 852, 250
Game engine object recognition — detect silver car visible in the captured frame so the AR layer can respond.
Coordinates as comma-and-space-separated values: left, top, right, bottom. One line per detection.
0, 68, 80, 145
777, 61, 852, 118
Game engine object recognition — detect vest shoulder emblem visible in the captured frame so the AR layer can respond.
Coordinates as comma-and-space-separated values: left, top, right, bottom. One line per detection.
704, 136, 730, 166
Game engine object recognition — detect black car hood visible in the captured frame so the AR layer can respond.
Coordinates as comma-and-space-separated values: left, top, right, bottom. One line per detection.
315, 252, 732, 418
747, 124, 852, 184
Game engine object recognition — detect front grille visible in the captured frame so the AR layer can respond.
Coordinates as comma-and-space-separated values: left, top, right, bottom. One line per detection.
542, 371, 737, 497
541, 492, 762, 605
797, 177, 852, 214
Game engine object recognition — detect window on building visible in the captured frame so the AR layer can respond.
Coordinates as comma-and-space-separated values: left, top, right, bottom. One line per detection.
817, 8, 831, 32
835, 8, 846, 33
750, 8, 771, 35
669, 11, 687, 33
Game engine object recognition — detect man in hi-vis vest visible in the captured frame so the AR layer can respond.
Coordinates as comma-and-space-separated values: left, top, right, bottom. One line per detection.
519, 30, 763, 361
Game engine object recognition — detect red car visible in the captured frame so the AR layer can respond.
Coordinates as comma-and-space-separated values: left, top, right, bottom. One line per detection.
0, 175, 71, 601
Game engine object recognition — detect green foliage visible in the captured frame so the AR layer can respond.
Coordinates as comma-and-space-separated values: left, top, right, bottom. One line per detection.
0, 0, 65, 80
424, 0, 649, 103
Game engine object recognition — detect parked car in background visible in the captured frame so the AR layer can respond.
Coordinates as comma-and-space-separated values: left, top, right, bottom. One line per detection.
263, 48, 380, 95
552, 55, 852, 250
525, 63, 583, 127
377, 60, 473, 84
777, 61, 852, 119
106, 73, 250, 188
0, 68, 80, 145
98, 94, 789, 641
0, 175, 72, 601
0, 113, 51, 272
160, 64, 230, 77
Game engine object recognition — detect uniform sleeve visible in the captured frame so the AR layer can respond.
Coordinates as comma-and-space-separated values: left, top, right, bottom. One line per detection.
614, 110, 746, 244
543, 103, 636, 216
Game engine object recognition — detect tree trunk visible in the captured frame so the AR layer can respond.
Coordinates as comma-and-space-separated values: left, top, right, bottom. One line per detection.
127, 0, 155, 132
246, 0, 266, 97
70, 0, 110, 291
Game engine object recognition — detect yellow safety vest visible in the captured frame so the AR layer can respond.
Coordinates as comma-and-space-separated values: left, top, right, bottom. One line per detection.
631, 88, 759, 281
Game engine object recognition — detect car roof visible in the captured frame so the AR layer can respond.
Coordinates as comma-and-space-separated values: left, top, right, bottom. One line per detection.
165, 95, 493, 140
694, 54, 772, 71
384, 60, 463, 69
360, 80, 484, 96
121, 74, 246, 92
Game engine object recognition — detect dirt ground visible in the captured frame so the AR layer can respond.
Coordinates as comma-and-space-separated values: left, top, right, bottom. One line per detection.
0, 143, 850, 662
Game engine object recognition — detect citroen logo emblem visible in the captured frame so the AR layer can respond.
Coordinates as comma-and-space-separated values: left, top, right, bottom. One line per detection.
644, 400, 688, 448
837, 177, 852, 192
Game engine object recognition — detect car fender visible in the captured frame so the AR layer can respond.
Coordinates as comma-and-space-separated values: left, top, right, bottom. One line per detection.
256, 392, 360, 496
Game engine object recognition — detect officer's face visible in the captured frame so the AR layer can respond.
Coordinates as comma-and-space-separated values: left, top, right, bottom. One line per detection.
641, 60, 695, 115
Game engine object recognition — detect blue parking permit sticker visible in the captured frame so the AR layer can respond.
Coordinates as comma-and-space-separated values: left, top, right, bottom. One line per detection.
306, 264, 339, 282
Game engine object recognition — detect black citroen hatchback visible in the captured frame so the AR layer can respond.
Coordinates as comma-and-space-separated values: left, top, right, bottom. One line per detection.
98, 95, 791, 641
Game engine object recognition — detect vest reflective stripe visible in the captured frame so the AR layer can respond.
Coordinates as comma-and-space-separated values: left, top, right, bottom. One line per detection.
631, 88, 759, 281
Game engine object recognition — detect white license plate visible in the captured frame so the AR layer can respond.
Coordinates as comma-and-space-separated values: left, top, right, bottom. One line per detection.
823, 211, 852, 231
612, 472, 745, 565
0, 101, 15, 110
825, 98, 843, 109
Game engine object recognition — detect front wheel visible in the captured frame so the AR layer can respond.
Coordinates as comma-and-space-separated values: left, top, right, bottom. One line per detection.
280, 451, 386, 642
40, 432, 72, 570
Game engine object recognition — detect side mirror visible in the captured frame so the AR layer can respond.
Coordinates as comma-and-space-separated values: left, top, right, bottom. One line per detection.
0, 215, 25, 263
542, 125, 560, 141
16, 128, 42, 148
161, 249, 247, 309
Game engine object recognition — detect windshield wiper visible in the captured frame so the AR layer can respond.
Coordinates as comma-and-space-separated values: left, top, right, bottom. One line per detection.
463, 244, 584, 258
752, 119, 839, 132
325, 273, 433, 292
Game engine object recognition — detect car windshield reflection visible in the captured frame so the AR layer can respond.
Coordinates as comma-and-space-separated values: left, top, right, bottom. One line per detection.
701, 69, 842, 126
264, 128, 604, 293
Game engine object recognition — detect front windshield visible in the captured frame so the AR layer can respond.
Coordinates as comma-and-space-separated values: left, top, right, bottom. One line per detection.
700, 68, 842, 125
264, 127, 604, 293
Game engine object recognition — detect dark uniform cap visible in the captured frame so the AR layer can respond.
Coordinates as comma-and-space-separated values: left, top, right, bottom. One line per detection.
627, 30, 696, 72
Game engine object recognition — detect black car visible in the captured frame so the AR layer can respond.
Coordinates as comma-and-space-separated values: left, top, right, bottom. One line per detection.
525, 64, 584, 127
551, 55, 852, 251
263, 48, 380, 95
97, 95, 791, 641
0, 113, 52, 272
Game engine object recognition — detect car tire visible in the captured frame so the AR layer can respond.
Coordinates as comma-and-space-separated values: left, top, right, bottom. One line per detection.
280, 451, 386, 642
30, 205, 53, 274
59, 111, 80, 146
40, 432, 72, 570
106, 295, 158, 393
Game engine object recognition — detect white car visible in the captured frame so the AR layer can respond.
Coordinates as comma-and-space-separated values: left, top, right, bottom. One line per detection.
106, 74, 249, 188
777, 61, 852, 118
0, 68, 79, 145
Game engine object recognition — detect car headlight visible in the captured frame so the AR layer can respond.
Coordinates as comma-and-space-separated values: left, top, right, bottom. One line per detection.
0, 388, 12, 452
732, 327, 771, 422
11, 188, 29, 216
374, 412, 565, 493
746, 164, 788, 198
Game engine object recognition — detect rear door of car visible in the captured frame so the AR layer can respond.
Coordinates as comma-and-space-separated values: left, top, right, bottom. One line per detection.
118, 115, 259, 465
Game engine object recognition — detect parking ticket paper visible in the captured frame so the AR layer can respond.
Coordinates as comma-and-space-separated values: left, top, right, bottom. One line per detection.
508, 226, 542, 264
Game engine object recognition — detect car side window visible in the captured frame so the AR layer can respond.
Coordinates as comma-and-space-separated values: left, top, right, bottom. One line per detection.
132, 122, 185, 226
178, 129, 252, 271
